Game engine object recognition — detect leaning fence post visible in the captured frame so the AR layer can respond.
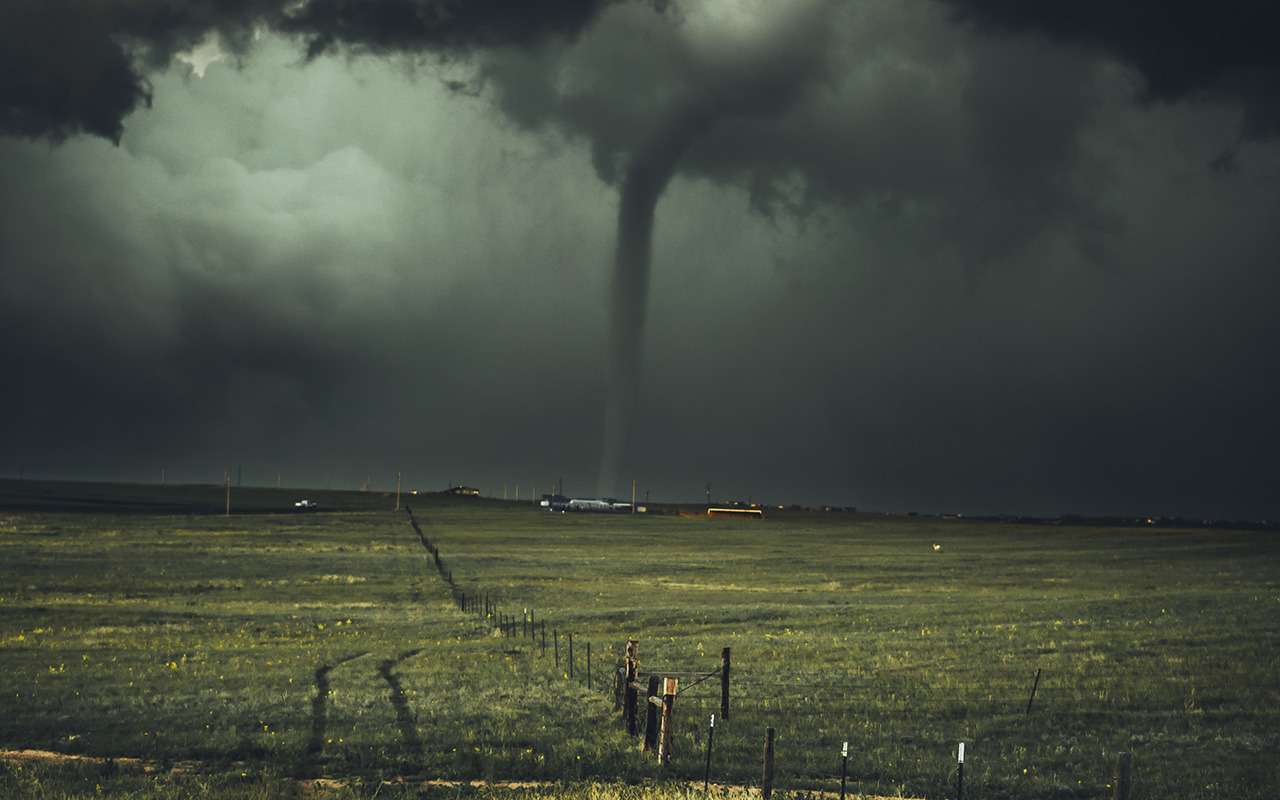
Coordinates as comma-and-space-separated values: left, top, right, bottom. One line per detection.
762, 727, 776, 800
721, 646, 731, 720
657, 677, 677, 765
1114, 752, 1132, 800
642, 675, 661, 752
1026, 667, 1042, 714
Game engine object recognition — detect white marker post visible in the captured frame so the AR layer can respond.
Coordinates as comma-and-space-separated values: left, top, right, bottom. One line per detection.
703, 713, 715, 791
957, 742, 966, 800
840, 741, 849, 800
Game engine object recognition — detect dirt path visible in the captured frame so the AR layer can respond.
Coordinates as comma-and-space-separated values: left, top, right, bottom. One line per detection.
0, 751, 917, 799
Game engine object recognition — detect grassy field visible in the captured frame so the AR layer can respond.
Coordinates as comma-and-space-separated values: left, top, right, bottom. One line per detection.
1, 483, 1278, 799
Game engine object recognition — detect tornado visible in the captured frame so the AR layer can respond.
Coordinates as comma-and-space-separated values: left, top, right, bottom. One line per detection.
598, 103, 715, 496
595, 2, 832, 497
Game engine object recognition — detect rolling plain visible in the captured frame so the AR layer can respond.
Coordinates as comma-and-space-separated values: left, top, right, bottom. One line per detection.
1, 481, 1277, 799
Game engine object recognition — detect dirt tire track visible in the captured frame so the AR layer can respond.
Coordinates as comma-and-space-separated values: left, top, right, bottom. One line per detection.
377, 649, 425, 758
306, 651, 371, 762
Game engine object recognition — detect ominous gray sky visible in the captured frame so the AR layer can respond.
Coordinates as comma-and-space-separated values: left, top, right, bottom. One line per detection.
4, 0, 1279, 518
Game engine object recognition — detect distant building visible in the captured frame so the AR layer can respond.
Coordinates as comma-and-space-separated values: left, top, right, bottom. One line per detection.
541, 495, 631, 513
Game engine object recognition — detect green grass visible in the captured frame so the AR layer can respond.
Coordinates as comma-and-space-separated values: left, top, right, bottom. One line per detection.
1, 490, 1278, 799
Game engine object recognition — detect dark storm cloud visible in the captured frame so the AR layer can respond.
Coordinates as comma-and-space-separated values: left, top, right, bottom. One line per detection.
4, 1, 1280, 519
0, 0, 635, 143
938, 1, 1280, 137
479, 2, 1116, 268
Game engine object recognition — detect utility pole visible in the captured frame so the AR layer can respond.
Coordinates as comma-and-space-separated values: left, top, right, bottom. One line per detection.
395, 471, 402, 511
631, 479, 637, 513
161, 467, 166, 485
706, 483, 712, 507
224, 469, 231, 517
276, 472, 281, 489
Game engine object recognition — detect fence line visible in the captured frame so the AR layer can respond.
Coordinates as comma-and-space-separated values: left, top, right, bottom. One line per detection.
399, 506, 1140, 800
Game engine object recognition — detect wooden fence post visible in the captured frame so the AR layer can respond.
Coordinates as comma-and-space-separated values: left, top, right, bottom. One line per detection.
1114, 752, 1132, 800
721, 646, 731, 720
657, 677, 678, 765
642, 675, 660, 753
762, 727, 776, 800
624, 640, 639, 735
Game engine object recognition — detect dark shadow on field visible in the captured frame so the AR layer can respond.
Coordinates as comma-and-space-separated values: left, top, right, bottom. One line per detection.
379, 649, 425, 759
305, 651, 370, 766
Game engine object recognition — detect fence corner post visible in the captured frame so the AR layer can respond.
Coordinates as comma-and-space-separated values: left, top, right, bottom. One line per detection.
657, 677, 678, 765
642, 674, 660, 753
